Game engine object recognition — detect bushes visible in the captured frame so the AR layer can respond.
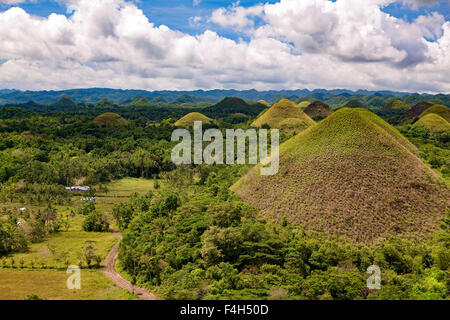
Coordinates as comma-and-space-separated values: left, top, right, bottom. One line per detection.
82, 211, 109, 232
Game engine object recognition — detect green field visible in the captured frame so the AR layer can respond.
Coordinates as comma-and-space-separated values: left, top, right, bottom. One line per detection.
0, 178, 157, 299
0, 269, 136, 300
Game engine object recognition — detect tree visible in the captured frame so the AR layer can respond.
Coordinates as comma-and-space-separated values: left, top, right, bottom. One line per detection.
82, 211, 109, 232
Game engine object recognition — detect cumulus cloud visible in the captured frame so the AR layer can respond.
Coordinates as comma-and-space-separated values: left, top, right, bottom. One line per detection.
210, 2, 264, 31
0, 0, 449, 93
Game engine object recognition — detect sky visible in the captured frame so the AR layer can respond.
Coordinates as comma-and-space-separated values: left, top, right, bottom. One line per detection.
0, 0, 449, 93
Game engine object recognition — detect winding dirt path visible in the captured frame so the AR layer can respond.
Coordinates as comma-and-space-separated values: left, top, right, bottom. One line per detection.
102, 228, 157, 300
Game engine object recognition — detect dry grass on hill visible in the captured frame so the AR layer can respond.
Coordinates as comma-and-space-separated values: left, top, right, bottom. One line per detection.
233, 108, 448, 245
304, 101, 332, 118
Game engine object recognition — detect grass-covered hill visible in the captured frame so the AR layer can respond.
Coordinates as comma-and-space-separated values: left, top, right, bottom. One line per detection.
202, 97, 267, 118
297, 101, 311, 109
251, 99, 315, 134
174, 112, 213, 127
257, 100, 271, 107
414, 113, 450, 132
303, 100, 332, 119
419, 104, 450, 122
51, 96, 77, 109
383, 98, 410, 112
93, 112, 129, 127
341, 99, 367, 109
233, 108, 448, 245
127, 97, 152, 107
403, 101, 433, 120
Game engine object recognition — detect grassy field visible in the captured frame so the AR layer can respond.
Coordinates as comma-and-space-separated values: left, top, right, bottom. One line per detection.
0, 269, 136, 300
0, 178, 157, 300
7, 231, 117, 269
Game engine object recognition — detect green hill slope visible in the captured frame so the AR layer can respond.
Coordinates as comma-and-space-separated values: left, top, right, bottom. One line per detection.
419, 104, 450, 122
175, 112, 213, 127
383, 99, 410, 111
203, 97, 266, 118
233, 108, 447, 245
93, 113, 128, 126
414, 113, 450, 132
251, 99, 315, 134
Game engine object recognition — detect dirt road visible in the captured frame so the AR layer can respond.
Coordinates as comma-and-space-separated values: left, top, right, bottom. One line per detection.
102, 228, 157, 300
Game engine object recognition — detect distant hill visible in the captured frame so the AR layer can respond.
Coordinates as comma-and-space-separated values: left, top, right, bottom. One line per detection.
52, 96, 77, 109
304, 101, 332, 119
95, 98, 116, 108
0, 88, 439, 106
93, 113, 128, 127
403, 101, 433, 120
232, 108, 447, 245
258, 100, 271, 107
202, 97, 266, 118
383, 98, 410, 111
175, 112, 213, 127
252, 99, 315, 135
419, 104, 450, 122
341, 99, 367, 109
128, 97, 152, 107
297, 101, 311, 110
414, 113, 450, 132
171, 94, 201, 105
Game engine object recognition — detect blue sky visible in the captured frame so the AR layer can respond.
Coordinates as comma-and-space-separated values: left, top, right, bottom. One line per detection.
1, 0, 448, 39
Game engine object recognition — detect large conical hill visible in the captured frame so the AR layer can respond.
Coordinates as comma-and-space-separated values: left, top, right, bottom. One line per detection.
232, 108, 447, 245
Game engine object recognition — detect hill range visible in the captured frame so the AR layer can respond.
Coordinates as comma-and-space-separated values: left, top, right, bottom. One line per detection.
1, 88, 450, 107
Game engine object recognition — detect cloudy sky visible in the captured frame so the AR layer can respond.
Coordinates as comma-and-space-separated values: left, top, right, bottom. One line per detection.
0, 0, 449, 93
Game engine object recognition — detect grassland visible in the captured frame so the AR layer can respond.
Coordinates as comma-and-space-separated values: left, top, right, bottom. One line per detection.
0, 178, 157, 299
0, 269, 136, 300
233, 108, 448, 245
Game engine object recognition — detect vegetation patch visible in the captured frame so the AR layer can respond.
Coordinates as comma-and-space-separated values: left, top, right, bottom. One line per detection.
252, 99, 315, 134
175, 112, 213, 127
233, 108, 448, 245
414, 114, 450, 133
93, 113, 129, 127
420, 105, 450, 122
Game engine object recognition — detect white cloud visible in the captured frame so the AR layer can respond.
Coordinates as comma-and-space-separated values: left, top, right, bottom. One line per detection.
0, 0, 28, 4
210, 2, 264, 31
0, 0, 449, 93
